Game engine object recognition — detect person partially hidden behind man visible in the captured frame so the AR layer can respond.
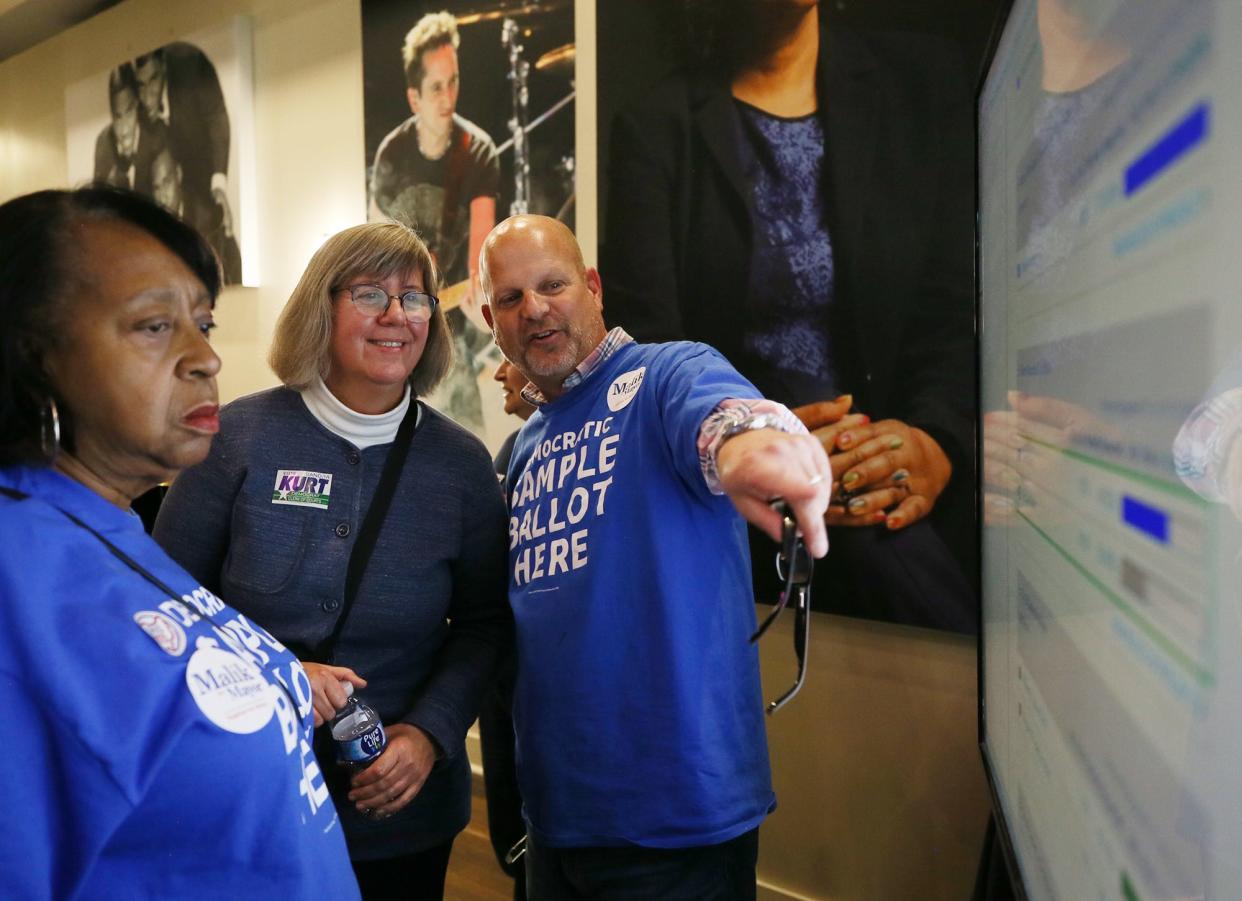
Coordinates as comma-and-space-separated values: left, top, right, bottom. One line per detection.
480, 358, 535, 901
479, 214, 833, 899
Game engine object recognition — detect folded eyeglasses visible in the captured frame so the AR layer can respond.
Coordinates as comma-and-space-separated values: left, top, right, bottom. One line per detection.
750, 500, 814, 715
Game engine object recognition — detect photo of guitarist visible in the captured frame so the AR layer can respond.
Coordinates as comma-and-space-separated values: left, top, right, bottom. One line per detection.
370, 10, 500, 433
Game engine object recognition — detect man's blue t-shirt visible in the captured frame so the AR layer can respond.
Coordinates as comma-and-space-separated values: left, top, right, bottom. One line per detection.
0, 465, 359, 899
506, 341, 776, 848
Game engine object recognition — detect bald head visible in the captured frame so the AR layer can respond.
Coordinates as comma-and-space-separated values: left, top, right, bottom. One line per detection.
479, 215, 606, 401
479, 215, 585, 300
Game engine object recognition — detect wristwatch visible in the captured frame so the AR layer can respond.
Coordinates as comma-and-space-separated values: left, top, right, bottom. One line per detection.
719, 412, 779, 444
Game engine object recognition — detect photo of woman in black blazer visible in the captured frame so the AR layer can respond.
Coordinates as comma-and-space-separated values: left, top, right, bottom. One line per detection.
601, 0, 978, 632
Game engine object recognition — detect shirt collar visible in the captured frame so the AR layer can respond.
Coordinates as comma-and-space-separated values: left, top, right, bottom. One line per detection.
519, 327, 634, 407
300, 376, 413, 450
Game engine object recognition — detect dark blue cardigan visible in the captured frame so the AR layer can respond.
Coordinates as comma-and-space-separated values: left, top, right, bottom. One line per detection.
155, 386, 511, 859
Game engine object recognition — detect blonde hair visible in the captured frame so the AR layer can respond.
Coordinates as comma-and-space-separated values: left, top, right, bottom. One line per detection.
403, 11, 459, 90
268, 221, 453, 396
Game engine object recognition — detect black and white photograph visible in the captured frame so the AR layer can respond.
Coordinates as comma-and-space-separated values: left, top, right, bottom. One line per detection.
65, 17, 258, 287
362, 0, 575, 450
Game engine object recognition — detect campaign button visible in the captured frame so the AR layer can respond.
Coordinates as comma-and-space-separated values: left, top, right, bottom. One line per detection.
185, 645, 274, 734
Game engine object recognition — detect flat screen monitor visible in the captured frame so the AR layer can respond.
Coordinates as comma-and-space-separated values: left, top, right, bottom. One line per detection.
978, 0, 1242, 896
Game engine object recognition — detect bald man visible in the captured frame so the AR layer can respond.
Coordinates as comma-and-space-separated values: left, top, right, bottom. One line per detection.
479, 215, 832, 899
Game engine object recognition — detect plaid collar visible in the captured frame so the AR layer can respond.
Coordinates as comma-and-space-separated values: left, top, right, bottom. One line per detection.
520, 327, 634, 407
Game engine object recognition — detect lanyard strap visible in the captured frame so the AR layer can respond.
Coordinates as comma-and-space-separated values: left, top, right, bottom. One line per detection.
0, 484, 302, 711
310, 397, 421, 664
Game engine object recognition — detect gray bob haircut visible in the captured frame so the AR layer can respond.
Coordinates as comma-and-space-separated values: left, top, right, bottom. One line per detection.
268, 221, 453, 396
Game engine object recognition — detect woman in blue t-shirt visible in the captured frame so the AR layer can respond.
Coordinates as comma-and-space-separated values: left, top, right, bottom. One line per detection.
0, 186, 359, 899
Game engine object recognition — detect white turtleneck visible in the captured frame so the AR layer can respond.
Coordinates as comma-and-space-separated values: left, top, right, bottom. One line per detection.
299, 377, 417, 449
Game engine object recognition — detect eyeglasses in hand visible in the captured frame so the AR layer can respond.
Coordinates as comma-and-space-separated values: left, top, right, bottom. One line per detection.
750, 499, 814, 714
339, 284, 439, 323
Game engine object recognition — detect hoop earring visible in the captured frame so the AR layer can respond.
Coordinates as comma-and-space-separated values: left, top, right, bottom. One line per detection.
40, 397, 61, 461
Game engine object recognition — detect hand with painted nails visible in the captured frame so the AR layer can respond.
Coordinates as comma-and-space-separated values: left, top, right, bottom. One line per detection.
824, 418, 952, 530
793, 395, 871, 459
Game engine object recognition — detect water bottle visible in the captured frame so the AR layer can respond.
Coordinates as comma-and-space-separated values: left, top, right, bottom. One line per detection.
329, 682, 387, 769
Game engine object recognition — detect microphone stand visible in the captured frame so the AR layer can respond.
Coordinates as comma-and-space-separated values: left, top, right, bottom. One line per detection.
502, 17, 532, 215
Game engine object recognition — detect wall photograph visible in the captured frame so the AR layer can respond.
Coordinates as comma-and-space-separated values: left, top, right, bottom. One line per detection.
64, 17, 258, 287
361, 0, 576, 451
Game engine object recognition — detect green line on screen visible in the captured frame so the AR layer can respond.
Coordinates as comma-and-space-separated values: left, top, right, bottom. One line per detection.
1021, 434, 1207, 505
1017, 511, 1214, 688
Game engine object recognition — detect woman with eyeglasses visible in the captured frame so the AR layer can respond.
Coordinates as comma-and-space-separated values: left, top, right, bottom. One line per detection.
0, 186, 359, 897
154, 221, 510, 900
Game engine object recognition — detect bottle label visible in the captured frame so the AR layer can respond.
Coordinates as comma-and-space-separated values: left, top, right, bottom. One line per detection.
337, 723, 386, 763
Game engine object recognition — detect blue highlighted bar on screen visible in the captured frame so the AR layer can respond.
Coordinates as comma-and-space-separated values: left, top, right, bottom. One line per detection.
1122, 496, 1170, 544
1124, 103, 1210, 197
